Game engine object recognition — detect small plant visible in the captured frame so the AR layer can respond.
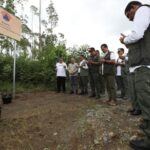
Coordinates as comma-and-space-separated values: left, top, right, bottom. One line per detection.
0, 82, 12, 104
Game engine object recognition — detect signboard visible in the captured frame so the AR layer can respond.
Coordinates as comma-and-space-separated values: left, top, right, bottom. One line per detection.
0, 7, 21, 41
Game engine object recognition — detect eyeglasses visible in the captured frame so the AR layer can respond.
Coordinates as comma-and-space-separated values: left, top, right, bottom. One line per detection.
125, 12, 130, 19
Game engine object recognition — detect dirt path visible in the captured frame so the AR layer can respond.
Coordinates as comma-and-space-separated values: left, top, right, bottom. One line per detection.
0, 92, 143, 150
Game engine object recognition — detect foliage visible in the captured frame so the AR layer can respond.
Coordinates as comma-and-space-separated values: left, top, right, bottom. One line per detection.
46, 0, 58, 33
4, 0, 15, 14
0, 0, 89, 92
67, 44, 90, 62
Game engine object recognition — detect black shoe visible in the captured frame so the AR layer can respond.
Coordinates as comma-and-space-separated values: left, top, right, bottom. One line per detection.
130, 139, 150, 150
117, 94, 124, 98
89, 94, 96, 98
139, 120, 148, 130
130, 110, 142, 116
127, 108, 135, 113
79, 92, 84, 95
70, 91, 74, 94
117, 95, 123, 98
95, 96, 100, 99
123, 96, 128, 100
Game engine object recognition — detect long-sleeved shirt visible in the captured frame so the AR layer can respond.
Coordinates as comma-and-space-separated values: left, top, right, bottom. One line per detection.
80, 59, 88, 69
68, 63, 78, 76
124, 6, 150, 44
124, 5, 150, 72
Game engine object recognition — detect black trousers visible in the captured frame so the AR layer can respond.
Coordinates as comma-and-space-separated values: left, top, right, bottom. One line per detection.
80, 76, 88, 93
116, 76, 125, 97
57, 77, 66, 92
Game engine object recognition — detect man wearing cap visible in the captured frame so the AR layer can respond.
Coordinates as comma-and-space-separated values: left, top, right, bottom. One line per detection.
87, 47, 101, 99
120, 1, 150, 150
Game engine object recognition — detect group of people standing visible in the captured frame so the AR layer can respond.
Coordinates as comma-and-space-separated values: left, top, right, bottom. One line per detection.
56, 44, 128, 106
56, 1, 150, 149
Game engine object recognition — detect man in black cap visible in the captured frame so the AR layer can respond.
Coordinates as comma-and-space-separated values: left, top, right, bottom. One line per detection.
87, 47, 101, 99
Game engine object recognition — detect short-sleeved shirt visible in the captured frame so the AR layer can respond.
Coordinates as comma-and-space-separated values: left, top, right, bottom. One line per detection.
56, 62, 67, 77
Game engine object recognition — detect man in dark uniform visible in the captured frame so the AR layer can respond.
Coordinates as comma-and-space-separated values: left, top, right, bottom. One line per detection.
120, 1, 150, 149
87, 47, 101, 99
100, 44, 117, 106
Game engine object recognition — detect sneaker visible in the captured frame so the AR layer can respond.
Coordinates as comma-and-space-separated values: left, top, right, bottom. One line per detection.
130, 139, 150, 150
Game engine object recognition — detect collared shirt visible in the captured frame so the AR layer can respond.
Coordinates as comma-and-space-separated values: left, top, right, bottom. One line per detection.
124, 6, 150, 44
116, 58, 124, 76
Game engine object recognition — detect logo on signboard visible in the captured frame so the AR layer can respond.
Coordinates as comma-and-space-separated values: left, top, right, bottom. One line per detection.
1, 11, 11, 22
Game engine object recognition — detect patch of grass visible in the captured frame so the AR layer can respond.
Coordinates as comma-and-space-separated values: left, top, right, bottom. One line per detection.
0, 82, 51, 94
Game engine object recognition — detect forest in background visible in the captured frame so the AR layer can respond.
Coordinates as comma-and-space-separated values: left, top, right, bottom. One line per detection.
0, 0, 90, 93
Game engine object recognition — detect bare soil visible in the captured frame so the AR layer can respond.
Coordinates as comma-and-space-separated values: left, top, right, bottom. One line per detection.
0, 91, 143, 150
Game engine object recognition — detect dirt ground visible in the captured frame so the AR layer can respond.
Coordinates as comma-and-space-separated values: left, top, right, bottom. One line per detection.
0, 91, 144, 150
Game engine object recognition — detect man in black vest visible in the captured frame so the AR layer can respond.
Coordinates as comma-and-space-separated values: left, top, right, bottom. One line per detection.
100, 44, 117, 106
120, 1, 150, 150
87, 47, 101, 99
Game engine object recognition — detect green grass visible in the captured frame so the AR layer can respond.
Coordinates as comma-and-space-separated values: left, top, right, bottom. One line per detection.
0, 82, 53, 94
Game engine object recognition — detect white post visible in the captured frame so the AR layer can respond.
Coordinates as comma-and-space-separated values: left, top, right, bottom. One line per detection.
13, 40, 16, 99
39, 0, 41, 50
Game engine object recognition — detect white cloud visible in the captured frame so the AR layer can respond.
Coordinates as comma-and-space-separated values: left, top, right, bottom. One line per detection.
22, 0, 150, 52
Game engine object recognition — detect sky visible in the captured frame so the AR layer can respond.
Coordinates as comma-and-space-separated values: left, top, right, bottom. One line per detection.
20, 0, 150, 53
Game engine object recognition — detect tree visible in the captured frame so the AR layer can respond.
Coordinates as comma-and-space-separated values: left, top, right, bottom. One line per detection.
5, 0, 16, 14
46, 0, 58, 34
0, 0, 5, 6
30, 5, 38, 49
67, 44, 90, 62
30, 5, 38, 31
0, 0, 69, 90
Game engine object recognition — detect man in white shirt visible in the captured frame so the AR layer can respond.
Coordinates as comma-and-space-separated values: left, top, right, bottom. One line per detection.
120, 1, 150, 150
56, 58, 67, 93
115, 48, 127, 99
